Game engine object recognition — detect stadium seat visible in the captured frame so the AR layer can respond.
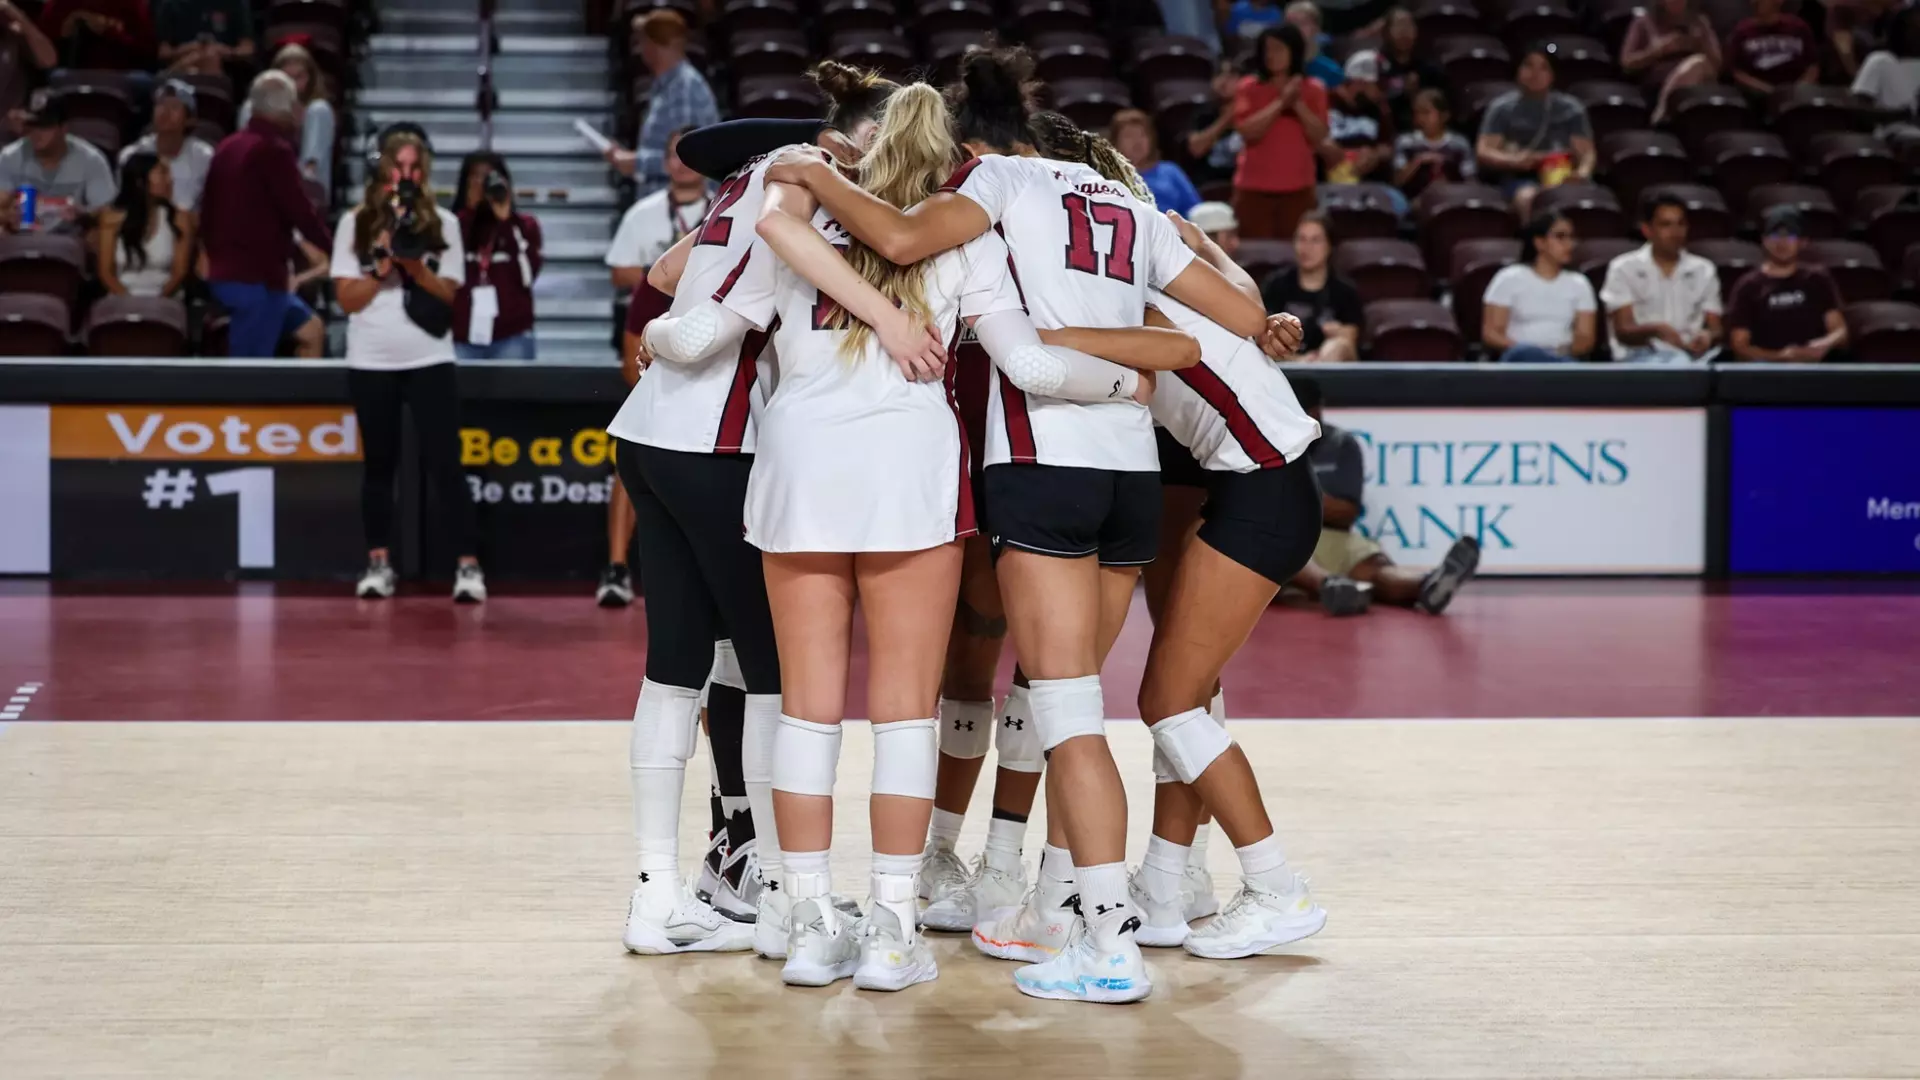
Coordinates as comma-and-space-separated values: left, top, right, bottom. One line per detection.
1449, 237, 1521, 347
1012, 0, 1098, 39
1805, 132, 1900, 212
1048, 77, 1132, 129
1500, 5, 1583, 53
1905, 244, 1920, 294
0, 234, 86, 312
916, 0, 996, 38
192, 119, 228, 145
1688, 238, 1764, 305
1589, 0, 1643, 51
85, 296, 190, 358
827, 31, 916, 79
1768, 83, 1866, 156
1148, 78, 1214, 148
66, 117, 124, 159
0, 294, 70, 357
1335, 238, 1430, 304
721, 0, 803, 33
1413, 182, 1516, 270
820, 0, 901, 35
183, 82, 236, 135
1235, 238, 1295, 282
1319, 183, 1401, 241
49, 80, 134, 139
925, 29, 985, 83
1435, 36, 1512, 90
1851, 186, 1920, 273
1032, 32, 1116, 82
267, 0, 351, 38
1363, 299, 1465, 362
1665, 84, 1753, 153
1745, 184, 1841, 239
1535, 34, 1615, 85
1129, 34, 1215, 87
1696, 130, 1796, 210
1573, 236, 1637, 295
1842, 301, 1920, 362
1565, 80, 1649, 142
1533, 181, 1628, 240
1802, 240, 1889, 304
1597, 130, 1691, 212
1414, 0, 1483, 46
1641, 182, 1734, 241
728, 30, 809, 79
734, 75, 826, 119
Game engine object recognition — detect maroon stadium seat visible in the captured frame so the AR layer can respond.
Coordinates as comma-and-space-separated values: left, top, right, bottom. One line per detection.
1573, 236, 1637, 295
1665, 84, 1753, 153
267, 0, 351, 38
1414, 0, 1483, 47
1842, 301, 1920, 362
1597, 130, 1691, 212
66, 117, 124, 159
1801, 239, 1889, 304
1048, 77, 1132, 129
827, 31, 916, 79
728, 30, 809, 79
1449, 237, 1521, 346
1129, 34, 1215, 86
1565, 80, 1649, 142
734, 75, 826, 119
1904, 244, 1920, 293
1336, 239, 1430, 304
1767, 84, 1866, 156
916, 0, 996, 38
1590, 0, 1644, 51
1500, 4, 1583, 53
925, 30, 984, 83
1319, 183, 1401, 241
1805, 132, 1900, 212
1697, 130, 1796, 210
182, 82, 236, 135
1363, 299, 1465, 362
1236, 239, 1295, 282
1851, 186, 1920, 273
1414, 182, 1516, 270
1641, 182, 1734, 241
0, 234, 86, 311
1535, 34, 1616, 85
1745, 184, 1841, 239
0, 294, 70, 356
820, 0, 901, 34
1533, 181, 1628, 239
721, 0, 803, 33
1012, 0, 1098, 38
1032, 32, 1115, 82
1148, 78, 1214, 149
1688, 238, 1764, 305
85, 296, 190, 358
1434, 36, 1512, 90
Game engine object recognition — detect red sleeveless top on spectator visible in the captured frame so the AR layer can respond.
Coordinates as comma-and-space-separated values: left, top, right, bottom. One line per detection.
200, 117, 333, 292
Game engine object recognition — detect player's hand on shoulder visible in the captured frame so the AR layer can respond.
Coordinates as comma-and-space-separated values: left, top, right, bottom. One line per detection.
1260, 313, 1304, 360
764, 149, 826, 188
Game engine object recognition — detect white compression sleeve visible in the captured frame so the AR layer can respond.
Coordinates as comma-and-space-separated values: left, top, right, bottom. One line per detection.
642, 299, 756, 365
971, 310, 1140, 403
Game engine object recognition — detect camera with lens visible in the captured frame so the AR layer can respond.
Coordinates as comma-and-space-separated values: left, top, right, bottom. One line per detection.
388, 178, 437, 261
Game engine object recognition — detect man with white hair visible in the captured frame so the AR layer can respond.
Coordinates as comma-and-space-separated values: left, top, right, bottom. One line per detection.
199, 69, 331, 357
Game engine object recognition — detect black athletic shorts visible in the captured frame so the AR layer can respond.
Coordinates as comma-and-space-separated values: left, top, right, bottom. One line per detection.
1196, 460, 1323, 586
1155, 426, 1208, 489
984, 463, 1161, 567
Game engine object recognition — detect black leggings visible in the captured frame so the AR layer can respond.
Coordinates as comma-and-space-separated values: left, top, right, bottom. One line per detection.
614, 439, 780, 695
348, 363, 478, 555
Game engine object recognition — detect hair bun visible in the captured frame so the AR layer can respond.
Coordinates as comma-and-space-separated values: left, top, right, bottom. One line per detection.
958, 46, 1037, 112
808, 60, 877, 101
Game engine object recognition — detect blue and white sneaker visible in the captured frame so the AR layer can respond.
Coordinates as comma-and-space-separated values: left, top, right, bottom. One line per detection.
1012, 916, 1151, 1004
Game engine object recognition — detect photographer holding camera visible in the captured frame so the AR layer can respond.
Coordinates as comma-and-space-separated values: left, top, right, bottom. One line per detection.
452, 152, 543, 360
330, 126, 487, 603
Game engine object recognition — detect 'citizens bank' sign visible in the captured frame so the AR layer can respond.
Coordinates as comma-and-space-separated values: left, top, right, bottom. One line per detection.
1322, 408, 1708, 574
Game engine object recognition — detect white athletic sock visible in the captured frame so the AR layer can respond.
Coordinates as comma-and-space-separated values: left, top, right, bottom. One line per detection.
1074, 861, 1132, 938
742, 693, 783, 887
1236, 834, 1293, 894
984, 816, 1024, 872
1141, 834, 1189, 905
1038, 842, 1075, 905
1189, 822, 1212, 869
872, 850, 923, 941
928, 808, 964, 852
785, 848, 831, 902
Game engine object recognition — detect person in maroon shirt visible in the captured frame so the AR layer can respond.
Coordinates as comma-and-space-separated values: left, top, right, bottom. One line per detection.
451, 152, 544, 360
1726, 206, 1849, 362
1725, 0, 1820, 98
200, 69, 332, 357
36, 0, 154, 71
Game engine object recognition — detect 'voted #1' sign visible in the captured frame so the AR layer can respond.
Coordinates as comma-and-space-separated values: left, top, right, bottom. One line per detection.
1321, 408, 1708, 574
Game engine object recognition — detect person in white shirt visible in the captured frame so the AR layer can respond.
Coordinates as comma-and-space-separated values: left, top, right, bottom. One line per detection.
118, 79, 214, 212
605, 128, 711, 294
768, 47, 1305, 1006
329, 128, 484, 604
1482, 210, 1598, 362
1600, 192, 1722, 362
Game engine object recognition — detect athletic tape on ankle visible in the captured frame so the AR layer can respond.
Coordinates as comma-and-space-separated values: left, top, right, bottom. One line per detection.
630, 679, 702, 769
1148, 707, 1232, 785
740, 694, 780, 784
995, 686, 1043, 772
772, 714, 842, 797
1028, 676, 1107, 753
708, 639, 745, 692
937, 698, 993, 759
871, 717, 938, 799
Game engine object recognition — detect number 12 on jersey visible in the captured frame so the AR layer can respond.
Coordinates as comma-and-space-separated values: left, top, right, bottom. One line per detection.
1060, 193, 1136, 284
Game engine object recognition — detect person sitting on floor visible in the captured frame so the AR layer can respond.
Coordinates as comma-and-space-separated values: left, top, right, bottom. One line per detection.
1287, 377, 1482, 616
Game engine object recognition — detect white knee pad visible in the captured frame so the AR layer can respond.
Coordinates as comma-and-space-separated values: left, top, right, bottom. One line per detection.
995, 685, 1043, 773
630, 679, 702, 769
772, 714, 842, 797
871, 717, 938, 799
938, 698, 993, 760
1152, 746, 1177, 785
709, 640, 745, 691
1028, 675, 1107, 753
1148, 707, 1232, 785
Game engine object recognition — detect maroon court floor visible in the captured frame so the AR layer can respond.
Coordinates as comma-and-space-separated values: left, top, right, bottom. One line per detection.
0, 580, 1915, 722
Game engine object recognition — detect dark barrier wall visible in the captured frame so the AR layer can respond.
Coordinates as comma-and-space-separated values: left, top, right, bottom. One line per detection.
3, 361, 1918, 581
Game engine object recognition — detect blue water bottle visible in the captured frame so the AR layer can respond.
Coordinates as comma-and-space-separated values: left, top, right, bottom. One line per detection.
16, 186, 35, 230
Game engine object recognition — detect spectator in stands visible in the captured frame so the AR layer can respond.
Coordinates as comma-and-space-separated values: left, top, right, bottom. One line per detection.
1852, 5, 1920, 137
1482, 210, 1597, 362
1725, 0, 1819, 99
1260, 211, 1362, 361
1224, 0, 1284, 47
606, 10, 718, 196
451, 152, 544, 361
1288, 376, 1482, 616
37, 0, 154, 73
1184, 56, 1246, 192
606, 127, 708, 293
1825, 0, 1897, 83
117, 78, 210, 210
154, 0, 253, 76
1321, 51, 1404, 215
237, 42, 333, 199
1375, 6, 1441, 133
1620, 0, 1722, 124
1392, 88, 1475, 202
200, 70, 328, 357
1, 3, 58, 141
1187, 199, 1242, 261
1285, 1, 1346, 88
1233, 24, 1328, 239
1601, 192, 1721, 362
1110, 108, 1201, 215
97, 149, 190, 296
1475, 45, 1595, 223
0, 91, 116, 234
1725, 205, 1847, 362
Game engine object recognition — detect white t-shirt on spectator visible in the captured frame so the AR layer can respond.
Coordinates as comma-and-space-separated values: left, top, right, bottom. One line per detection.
330, 204, 466, 371
605, 188, 709, 269
119, 134, 216, 211
1483, 264, 1596, 351
1598, 243, 1721, 358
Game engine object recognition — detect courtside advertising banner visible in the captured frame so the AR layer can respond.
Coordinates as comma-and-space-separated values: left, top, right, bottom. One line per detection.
1321, 408, 1708, 574
1730, 407, 1920, 573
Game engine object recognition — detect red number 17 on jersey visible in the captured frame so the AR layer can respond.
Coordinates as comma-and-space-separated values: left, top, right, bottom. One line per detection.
1060, 193, 1137, 285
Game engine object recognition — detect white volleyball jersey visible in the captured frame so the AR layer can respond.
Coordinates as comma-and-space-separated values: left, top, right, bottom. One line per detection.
1148, 291, 1322, 472
745, 229, 1025, 553
941, 154, 1197, 472
605, 145, 821, 455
